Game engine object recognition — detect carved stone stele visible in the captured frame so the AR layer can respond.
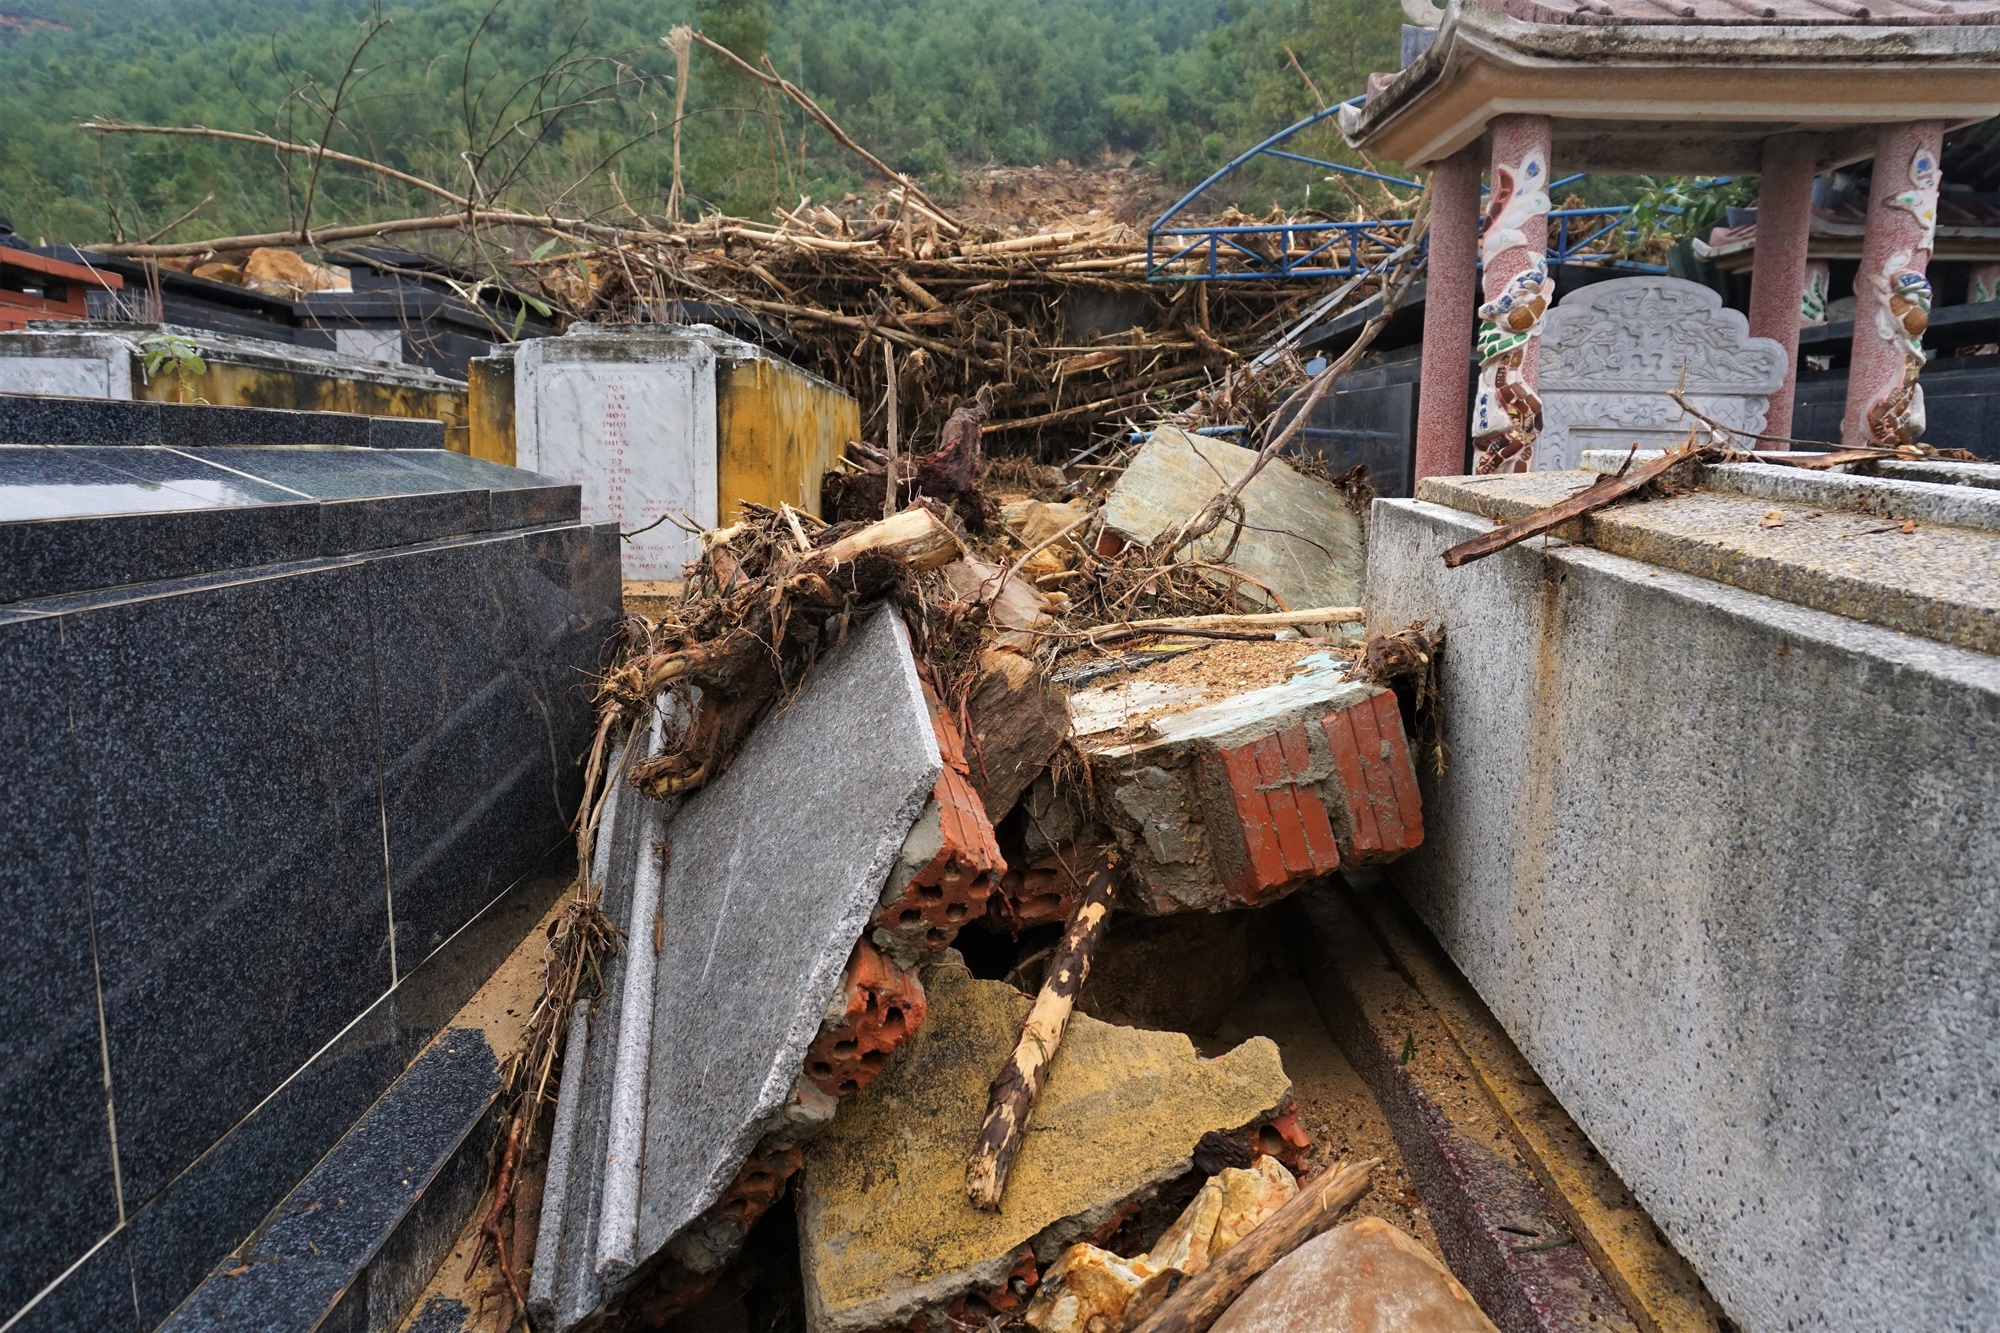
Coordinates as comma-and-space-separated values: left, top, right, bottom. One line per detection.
1537, 276, 1787, 470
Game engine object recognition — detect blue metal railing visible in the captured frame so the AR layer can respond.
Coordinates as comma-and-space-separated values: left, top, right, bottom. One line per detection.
1145, 100, 1726, 283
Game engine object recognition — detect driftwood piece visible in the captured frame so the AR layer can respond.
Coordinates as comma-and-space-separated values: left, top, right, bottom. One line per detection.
1123, 1157, 1380, 1333
963, 649, 1070, 823
966, 865, 1118, 1210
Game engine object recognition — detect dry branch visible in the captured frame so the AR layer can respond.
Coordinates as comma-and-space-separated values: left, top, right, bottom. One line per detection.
966, 865, 1118, 1210
684, 30, 962, 233
77, 120, 473, 208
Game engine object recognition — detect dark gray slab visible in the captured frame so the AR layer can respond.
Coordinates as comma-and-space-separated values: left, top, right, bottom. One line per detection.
0, 445, 306, 519
126, 999, 407, 1327
608, 608, 941, 1277
366, 416, 447, 451
157, 403, 373, 449
0, 395, 164, 446
0, 505, 325, 606
64, 562, 394, 1209
125, 854, 567, 1330
0, 617, 122, 1316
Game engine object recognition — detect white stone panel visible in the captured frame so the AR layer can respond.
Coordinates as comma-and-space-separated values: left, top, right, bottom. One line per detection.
515, 335, 718, 580
334, 328, 404, 364
1538, 277, 1786, 471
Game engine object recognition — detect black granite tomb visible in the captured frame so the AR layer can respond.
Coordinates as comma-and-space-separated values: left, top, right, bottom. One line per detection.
0, 392, 620, 1331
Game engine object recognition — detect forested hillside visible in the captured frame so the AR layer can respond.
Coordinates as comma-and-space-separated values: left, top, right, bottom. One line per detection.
0, 0, 1400, 244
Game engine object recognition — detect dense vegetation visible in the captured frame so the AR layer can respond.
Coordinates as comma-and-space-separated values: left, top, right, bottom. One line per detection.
0, 0, 1403, 245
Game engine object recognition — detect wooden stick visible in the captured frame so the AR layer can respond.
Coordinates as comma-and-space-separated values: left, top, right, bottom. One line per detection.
1075, 607, 1363, 648
966, 866, 1117, 1211
83, 208, 654, 258
1124, 1157, 1380, 1333
883, 338, 900, 520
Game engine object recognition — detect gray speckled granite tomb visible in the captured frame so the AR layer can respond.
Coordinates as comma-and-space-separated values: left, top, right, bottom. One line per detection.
0, 393, 620, 1331
531, 606, 941, 1331
1364, 461, 2000, 1333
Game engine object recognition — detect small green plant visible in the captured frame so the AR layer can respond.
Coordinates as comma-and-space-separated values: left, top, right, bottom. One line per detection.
139, 332, 208, 403
1619, 176, 1759, 260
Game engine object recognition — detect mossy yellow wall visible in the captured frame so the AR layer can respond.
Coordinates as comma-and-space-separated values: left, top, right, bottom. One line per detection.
136, 362, 471, 452
466, 356, 516, 466
716, 358, 858, 520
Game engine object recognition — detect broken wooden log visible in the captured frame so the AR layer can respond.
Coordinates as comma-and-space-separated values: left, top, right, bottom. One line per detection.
1081, 606, 1364, 649
1123, 1157, 1380, 1333
966, 864, 1119, 1210
963, 649, 1070, 823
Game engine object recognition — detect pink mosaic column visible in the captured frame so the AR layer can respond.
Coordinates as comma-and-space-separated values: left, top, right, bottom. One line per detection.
1414, 145, 1482, 482
1747, 136, 1816, 447
1841, 121, 1947, 448
1471, 114, 1553, 474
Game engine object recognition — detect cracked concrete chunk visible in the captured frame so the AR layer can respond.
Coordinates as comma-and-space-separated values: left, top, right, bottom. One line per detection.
1098, 427, 1364, 614
798, 956, 1294, 1333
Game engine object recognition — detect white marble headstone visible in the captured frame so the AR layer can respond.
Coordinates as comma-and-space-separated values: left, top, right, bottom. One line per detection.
0, 330, 137, 398
513, 330, 720, 580
1537, 277, 1786, 471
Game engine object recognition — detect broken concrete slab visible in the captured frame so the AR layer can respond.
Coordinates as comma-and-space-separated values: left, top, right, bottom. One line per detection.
1077, 651, 1423, 914
531, 607, 943, 1329
626, 607, 942, 1267
798, 956, 1295, 1333
1098, 427, 1365, 614
1209, 1218, 1501, 1333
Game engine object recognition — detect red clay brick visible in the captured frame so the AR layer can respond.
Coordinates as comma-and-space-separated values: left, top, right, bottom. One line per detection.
804, 940, 927, 1097
1319, 691, 1424, 864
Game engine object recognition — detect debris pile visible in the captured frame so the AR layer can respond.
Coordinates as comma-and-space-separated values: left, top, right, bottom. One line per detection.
463, 391, 1459, 1333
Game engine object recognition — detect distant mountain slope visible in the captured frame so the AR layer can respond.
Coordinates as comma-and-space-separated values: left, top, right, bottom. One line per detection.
0, 0, 1399, 244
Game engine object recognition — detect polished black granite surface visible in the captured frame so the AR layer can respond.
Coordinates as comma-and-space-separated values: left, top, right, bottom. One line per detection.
157, 1028, 500, 1333
0, 442, 582, 604
0, 393, 445, 450
0, 418, 619, 1331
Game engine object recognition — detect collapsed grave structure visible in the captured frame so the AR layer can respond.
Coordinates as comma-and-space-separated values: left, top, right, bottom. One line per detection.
6, 13, 2000, 1331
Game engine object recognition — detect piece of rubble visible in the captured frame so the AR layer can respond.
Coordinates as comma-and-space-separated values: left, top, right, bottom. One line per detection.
532, 607, 943, 1328
1097, 427, 1364, 613
870, 673, 1010, 965
1077, 651, 1423, 914
1024, 1156, 1298, 1333
1208, 1217, 1500, 1333
797, 956, 1296, 1333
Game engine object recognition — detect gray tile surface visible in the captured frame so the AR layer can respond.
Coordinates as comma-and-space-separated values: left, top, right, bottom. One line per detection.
614, 608, 941, 1275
